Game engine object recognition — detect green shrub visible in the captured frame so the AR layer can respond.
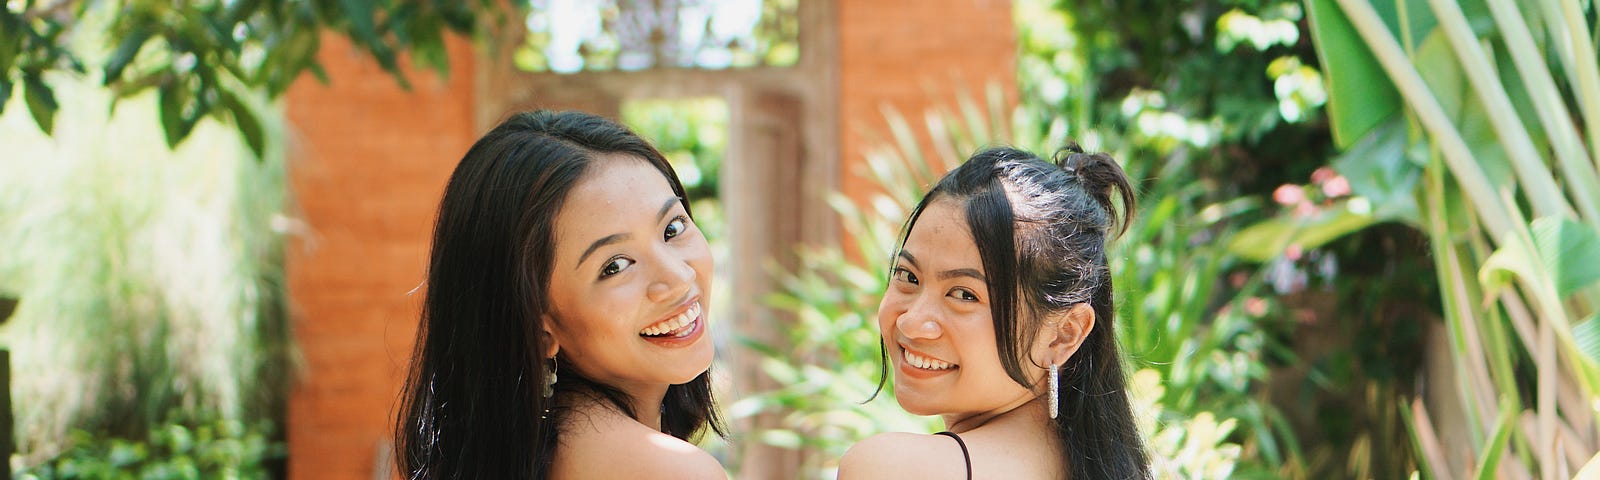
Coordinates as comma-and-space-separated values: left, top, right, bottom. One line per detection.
17, 411, 283, 480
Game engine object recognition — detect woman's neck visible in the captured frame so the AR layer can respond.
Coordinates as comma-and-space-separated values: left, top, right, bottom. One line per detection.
566, 381, 670, 431
942, 395, 1051, 434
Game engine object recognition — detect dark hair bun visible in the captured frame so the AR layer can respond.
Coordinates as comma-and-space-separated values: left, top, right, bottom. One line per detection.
1053, 142, 1135, 237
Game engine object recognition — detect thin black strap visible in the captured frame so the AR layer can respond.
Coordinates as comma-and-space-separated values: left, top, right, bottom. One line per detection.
933, 431, 972, 480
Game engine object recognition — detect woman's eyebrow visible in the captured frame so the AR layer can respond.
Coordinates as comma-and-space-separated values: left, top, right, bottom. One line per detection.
655, 197, 680, 220
576, 233, 630, 269
897, 250, 986, 281
938, 268, 986, 282
574, 197, 683, 270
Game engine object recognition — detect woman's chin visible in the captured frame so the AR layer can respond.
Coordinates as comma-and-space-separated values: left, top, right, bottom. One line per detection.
669, 347, 716, 385
893, 394, 944, 417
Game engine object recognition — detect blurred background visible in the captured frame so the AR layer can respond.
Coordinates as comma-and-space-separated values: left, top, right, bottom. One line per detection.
2, 0, 1598, 478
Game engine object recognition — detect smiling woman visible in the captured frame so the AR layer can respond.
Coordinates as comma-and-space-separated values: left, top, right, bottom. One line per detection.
840, 145, 1149, 480
394, 110, 726, 479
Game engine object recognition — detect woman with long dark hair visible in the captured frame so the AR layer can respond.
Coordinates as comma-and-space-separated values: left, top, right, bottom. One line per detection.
395, 110, 725, 479
840, 145, 1149, 479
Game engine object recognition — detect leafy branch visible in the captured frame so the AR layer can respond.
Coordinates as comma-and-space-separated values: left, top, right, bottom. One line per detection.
1, 0, 499, 158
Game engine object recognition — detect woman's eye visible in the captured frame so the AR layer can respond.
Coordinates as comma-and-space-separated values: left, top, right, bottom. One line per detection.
664, 216, 688, 240
950, 288, 979, 302
891, 267, 919, 285
601, 257, 635, 278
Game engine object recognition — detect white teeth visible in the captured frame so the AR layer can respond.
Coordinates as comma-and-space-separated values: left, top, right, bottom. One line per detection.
641, 302, 701, 337
904, 350, 955, 370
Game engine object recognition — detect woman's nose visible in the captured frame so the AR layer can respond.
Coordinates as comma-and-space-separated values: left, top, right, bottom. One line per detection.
646, 249, 696, 303
895, 296, 943, 339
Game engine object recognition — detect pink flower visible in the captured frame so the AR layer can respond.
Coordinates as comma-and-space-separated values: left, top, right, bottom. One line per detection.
1311, 166, 1337, 184
1244, 297, 1268, 316
1285, 244, 1303, 261
1274, 184, 1305, 206
1322, 175, 1351, 198
1294, 202, 1318, 218
1229, 271, 1249, 288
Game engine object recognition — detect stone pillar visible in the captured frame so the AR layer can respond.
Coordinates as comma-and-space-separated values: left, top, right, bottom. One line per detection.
724, 88, 808, 479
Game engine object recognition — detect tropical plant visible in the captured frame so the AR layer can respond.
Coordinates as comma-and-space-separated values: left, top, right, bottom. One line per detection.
1292, 0, 1600, 477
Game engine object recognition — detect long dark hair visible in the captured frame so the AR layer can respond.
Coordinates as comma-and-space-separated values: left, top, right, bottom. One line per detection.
887, 144, 1149, 479
394, 110, 724, 480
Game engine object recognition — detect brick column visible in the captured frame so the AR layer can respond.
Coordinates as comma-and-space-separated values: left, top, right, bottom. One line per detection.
283, 34, 476, 480
837, 0, 1018, 201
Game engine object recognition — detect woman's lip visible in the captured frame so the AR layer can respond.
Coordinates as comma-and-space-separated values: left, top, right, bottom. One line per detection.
895, 344, 958, 379
642, 313, 704, 348
898, 343, 955, 365
641, 296, 700, 331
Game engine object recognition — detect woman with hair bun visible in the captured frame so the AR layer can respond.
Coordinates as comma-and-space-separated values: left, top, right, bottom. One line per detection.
841, 145, 1150, 479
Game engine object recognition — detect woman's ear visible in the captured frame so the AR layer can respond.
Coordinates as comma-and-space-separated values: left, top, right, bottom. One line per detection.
539, 314, 561, 359
1042, 303, 1096, 366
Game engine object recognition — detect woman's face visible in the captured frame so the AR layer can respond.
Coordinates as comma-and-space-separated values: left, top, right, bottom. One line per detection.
878, 198, 1046, 420
544, 153, 714, 393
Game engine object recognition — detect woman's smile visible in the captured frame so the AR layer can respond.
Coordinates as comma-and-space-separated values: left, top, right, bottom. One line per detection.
896, 343, 959, 380
639, 299, 706, 347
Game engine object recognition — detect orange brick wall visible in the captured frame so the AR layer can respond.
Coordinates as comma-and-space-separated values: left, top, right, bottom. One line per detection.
283, 34, 476, 479
837, 0, 1017, 200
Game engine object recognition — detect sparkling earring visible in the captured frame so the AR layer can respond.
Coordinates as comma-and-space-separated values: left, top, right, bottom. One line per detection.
543, 357, 559, 398
1048, 363, 1060, 419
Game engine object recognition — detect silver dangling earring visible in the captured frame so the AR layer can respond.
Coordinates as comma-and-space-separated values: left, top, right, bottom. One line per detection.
543, 357, 558, 398
1048, 363, 1060, 419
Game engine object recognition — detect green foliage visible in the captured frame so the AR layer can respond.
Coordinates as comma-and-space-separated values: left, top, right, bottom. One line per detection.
1042, 0, 1331, 194
1103, 128, 1300, 475
17, 410, 283, 480
1, 0, 493, 156
0, 41, 291, 466
1304, 0, 1600, 476
1131, 369, 1245, 479
621, 98, 728, 207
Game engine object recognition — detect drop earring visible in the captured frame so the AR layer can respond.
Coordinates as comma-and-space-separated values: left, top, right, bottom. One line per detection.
1048, 363, 1060, 419
543, 356, 559, 398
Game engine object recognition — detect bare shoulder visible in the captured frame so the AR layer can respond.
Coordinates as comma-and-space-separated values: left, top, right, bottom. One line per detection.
839, 432, 965, 480
552, 410, 726, 479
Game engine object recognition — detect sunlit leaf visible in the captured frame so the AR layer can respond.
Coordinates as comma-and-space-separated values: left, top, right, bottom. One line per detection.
1472, 401, 1516, 480
1226, 204, 1378, 262
1304, 0, 1401, 148
1331, 117, 1420, 224
104, 27, 154, 86
159, 81, 187, 148
220, 89, 266, 160
1477, 217, 1600, 301
1574, 314, 1600, 365
23, 72, 57, 134
1529, 217, 1600, 296
0, 79, 11, 116
0, 14, 17, 77
756, 430, 803, 448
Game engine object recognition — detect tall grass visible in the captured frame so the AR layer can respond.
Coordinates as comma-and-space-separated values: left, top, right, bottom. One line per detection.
0, 48, 291, 463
